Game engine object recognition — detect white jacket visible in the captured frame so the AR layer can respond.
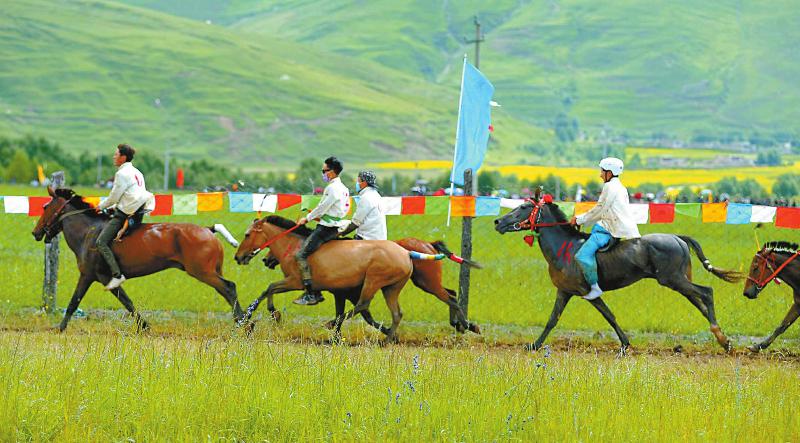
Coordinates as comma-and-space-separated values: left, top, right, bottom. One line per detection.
307, 176, 350, 228
98, 162, 156, 215
348, 187, 387, 240
576, 177, 641, 239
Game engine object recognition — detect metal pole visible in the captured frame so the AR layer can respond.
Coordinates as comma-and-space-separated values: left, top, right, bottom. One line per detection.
474, 16, 481, 69
43, 171, 65, 313
163, 151, 170, 191
458, 168, 474, 316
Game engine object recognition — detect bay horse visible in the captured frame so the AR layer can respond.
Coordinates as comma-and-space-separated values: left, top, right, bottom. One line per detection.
261, 237, 481, 335
743, 241, 800, 352
31, 187, 244, 331
494, 193, 742, 352
235, 216, 414, 342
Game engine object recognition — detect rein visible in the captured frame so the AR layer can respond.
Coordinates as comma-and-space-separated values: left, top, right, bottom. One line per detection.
747, 250, 800, 289
516, 197, 572, 245
43, 198, 95, 237
248, 223, 302, 258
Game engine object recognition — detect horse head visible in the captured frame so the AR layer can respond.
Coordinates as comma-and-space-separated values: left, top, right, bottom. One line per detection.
494, 192, 557, 234
32, 187, 74, 243
235, 218, 269, 265
744, 242, 800, 299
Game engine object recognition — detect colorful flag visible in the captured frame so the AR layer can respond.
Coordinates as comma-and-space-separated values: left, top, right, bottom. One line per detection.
173, 194, 198, 215
176, 168, 185, 189
725, 203, 752, 225
702, 203, 727, 223
775, 207, 800, 229
197, 192, 224, 212
750, 205, 776, 223
382, 197, 402, 216
253, 194, 278, 213
475, 197, 501, 216
500, 198, 524, 209
649, 203, 675, 224
574, 202, 596, 217
425, 196, 450, 215
37, 165, 46, 184
400, 196, 425, 215
277, 194, 302, 210
228, 193, 254, 213
450, 196, 476, 217
150, 194, 173, 216
28, 196, 52, 216
450, 59, 494, 186
3, 196, 29, 214
675, 203, 701, 218
629, 204, 649, 224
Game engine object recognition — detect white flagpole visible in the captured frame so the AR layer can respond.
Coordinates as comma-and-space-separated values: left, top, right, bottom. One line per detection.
447, 55, 468, 227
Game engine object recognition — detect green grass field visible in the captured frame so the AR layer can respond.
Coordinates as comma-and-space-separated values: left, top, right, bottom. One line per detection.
2, 184, 800, 440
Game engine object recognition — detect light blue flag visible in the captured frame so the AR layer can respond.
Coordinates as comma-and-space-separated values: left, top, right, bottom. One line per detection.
450, 58, 494, 186
229, 192, 254, 213
475, 197, 501, 217
726, 203, 752, 224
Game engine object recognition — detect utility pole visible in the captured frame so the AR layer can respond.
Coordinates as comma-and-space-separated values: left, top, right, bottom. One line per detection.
163, 151, 170, 191
464, 15, 484, 69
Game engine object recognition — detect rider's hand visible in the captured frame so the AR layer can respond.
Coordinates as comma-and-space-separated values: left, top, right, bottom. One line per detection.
570, 216, 578, 226
297, 217, 308, 225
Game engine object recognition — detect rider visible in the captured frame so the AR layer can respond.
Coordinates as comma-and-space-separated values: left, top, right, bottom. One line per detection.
570, 157, 640, 300
95, 144, 155, 290
293, 156, 350, 306
339, 170, 387, 240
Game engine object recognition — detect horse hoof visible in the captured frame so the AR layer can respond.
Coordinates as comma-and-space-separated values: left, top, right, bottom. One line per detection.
523, 343, 539, 352
382, 336, 399, 346
748, 344, 762, 353
244, 321, 256, 336
270, 311, 282, 322
618, 346, 629, 357
468, 323, 481, 335
322, 320, 336, 330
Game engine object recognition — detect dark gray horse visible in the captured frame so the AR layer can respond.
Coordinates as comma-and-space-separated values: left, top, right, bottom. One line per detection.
743, 241, 800, 352
494, 194, 742, 352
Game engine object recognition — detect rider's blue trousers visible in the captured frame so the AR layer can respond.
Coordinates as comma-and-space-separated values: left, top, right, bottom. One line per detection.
575, 224, 612, 286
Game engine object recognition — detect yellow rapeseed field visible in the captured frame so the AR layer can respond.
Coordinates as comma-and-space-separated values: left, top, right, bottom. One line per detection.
371, 160, 800, 189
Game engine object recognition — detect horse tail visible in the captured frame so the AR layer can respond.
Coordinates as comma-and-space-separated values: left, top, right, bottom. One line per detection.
677, 235, 742, 283
209, 224, 239, 248
430, 241, 483, 269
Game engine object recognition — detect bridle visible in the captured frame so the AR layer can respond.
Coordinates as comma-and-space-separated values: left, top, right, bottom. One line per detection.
513, 196, 572, 232
243, 221, 301, 260
41, 197, 95, 239
747, 248, 800, 290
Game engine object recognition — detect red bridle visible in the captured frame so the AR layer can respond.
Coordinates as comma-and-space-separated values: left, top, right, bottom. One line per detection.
246, 221, 302, 258
515, 196, 573, 231
747, 249, 800, 289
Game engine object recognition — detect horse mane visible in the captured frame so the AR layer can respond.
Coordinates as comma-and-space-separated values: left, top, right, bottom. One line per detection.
264, 215, 314, 237
55, 188, 109, 219
546, 202, 589, 239
764, 241, 800, 254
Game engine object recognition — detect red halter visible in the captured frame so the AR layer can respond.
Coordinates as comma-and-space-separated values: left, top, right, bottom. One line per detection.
517, 195, 572, 246
747, 249, 800, 289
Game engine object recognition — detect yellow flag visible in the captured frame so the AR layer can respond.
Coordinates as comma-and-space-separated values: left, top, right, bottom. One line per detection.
37, 165, 46, 184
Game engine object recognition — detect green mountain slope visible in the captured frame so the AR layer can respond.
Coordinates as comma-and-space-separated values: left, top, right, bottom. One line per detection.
130, 0, 800, 141
0, 0, 548, 168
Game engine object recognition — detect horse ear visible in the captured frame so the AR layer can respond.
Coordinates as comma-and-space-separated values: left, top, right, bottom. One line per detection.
47, 186, 55, 197
533, 186, 543, 200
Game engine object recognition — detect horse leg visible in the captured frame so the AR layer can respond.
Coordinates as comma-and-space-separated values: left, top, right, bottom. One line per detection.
243, 279, 298, 324
750, 301, 800, 352
528, 290, 571, 351
185, 264, 245, 324
662, 277, 730, 351
587, 297, 631, 353
360, 310, 390, 335
58, 274, 94, 332
111, 287, 149, 331
381, 280, 406, 344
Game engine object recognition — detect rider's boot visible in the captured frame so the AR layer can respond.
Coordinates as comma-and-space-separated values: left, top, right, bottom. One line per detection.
106, 274, 126, 291
582, 283, 603, 301
293, 258, 324, 305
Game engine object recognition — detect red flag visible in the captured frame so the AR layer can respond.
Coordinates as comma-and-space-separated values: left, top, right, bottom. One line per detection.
150, 194, 173, 216
649, 203, 675, 224
176, 168, 185, 189
401, 196, 425, 215
277, 194, 302, 210
28, 196, 52, 216
775, 207, 800, 229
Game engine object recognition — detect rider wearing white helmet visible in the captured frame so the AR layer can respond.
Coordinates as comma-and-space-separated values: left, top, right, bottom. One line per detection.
570, 157, 641, 300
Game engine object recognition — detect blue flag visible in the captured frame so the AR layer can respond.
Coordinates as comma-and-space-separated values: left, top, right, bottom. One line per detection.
450, 59, 494, 186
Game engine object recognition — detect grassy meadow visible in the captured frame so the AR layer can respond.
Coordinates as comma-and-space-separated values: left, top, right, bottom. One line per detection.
1, 329, 799, 442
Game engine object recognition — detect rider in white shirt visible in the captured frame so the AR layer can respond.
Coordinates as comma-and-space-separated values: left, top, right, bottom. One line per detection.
570, 157, 641, 300
339, 170, 387, 241
294, 156, 350, 305
96, 144, 156, 290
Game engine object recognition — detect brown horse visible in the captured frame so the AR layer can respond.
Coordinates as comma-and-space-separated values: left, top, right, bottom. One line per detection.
743, 241, 800, 352
31, 187, 244, 331
262, 237, 481, 335
235, 216, 413, 342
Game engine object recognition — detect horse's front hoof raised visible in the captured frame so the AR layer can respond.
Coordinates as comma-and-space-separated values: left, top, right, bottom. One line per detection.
270, 310, 282, 322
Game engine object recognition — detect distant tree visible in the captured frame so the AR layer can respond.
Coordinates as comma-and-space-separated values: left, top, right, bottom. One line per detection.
773, 174, 800, 199
626, 153, 643, 169
5, 149, 36, 183
755, 150, 781, 166
554, 112, 578, 143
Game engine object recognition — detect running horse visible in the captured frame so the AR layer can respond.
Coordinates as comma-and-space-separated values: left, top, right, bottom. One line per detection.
234, 216, 480, 341
743, 241, 800, 352
31, 187, 244, 331
261, 237, 481, 335
494, 191, 742, 352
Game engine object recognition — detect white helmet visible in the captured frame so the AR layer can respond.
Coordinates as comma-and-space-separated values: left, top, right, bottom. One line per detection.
599, 157, 624, 176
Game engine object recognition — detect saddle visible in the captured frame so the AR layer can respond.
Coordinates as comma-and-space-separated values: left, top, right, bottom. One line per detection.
113, 208, 148, 241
